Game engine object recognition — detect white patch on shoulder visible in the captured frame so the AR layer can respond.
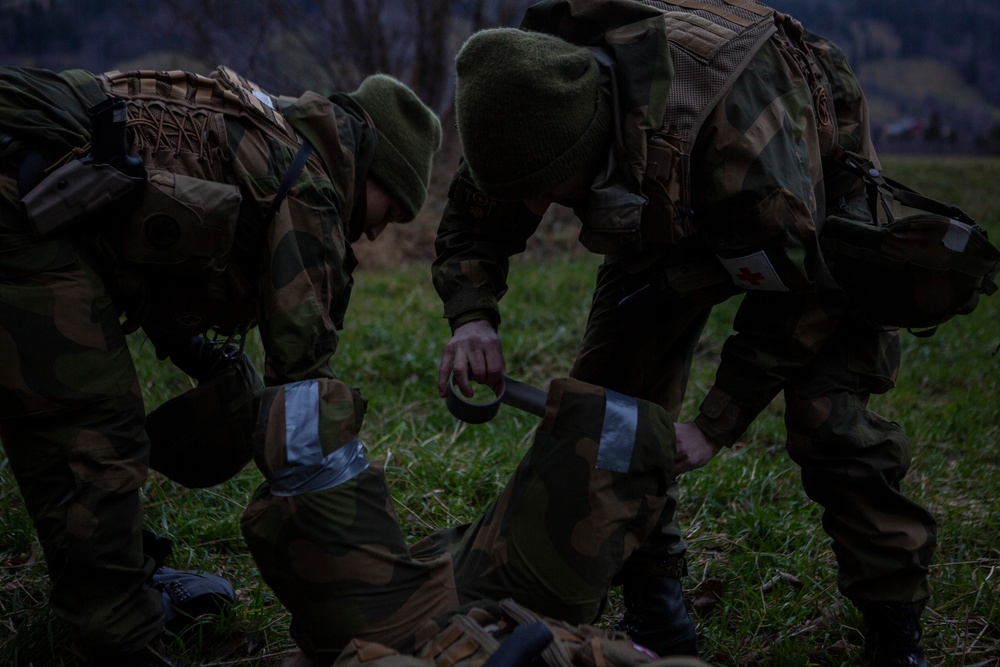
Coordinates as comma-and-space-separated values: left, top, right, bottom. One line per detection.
253, 89, 275, 110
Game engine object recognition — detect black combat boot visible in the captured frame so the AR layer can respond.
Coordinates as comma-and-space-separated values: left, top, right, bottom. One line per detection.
617, 571, 699, 657
144, 529, 236, 634
153, 566, 236, 634
859, 600, 929, 667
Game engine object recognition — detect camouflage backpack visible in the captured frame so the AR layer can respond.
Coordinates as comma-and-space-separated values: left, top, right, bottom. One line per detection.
331, 598, 714, 667
95, 67, 305, 336
821, 150, 1000, 333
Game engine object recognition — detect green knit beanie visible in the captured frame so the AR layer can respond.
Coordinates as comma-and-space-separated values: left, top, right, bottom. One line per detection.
349, 74, 442, 221
455, 28, 612, 202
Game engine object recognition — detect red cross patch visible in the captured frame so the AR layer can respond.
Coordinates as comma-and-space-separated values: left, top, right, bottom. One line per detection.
718, 252, 789, 292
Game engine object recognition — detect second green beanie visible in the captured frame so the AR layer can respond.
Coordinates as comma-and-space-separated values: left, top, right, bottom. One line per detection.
455, 28, 611, 202
350, 74, 442, 221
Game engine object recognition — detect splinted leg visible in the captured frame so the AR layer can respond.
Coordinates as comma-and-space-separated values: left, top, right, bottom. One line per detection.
433, 377, 677, 625
241, 379, 460, 663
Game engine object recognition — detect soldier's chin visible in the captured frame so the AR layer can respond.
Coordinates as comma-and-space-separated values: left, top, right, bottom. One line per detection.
347, 212, 365, 243
567, 200, 588, 217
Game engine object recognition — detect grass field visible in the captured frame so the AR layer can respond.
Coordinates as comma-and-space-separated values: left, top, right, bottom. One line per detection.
1, 156, 998, 666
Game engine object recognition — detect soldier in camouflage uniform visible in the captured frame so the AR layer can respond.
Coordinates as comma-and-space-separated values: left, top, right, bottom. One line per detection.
242, 375, 715, 667
0, 66, 441, 665
431, 1, 936, 666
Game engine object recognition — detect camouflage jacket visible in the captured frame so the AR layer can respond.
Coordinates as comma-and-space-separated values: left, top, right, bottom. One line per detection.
1, 66, 375, 387
432, 0, 878, 445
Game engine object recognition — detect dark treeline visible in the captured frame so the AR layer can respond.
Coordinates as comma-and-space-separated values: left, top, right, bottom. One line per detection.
3, 0, 999, 152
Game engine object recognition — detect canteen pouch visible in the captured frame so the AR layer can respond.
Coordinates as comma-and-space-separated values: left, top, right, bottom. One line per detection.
108, 168, 246, 336
112, 168, 241, 279
640, 132, 694, 245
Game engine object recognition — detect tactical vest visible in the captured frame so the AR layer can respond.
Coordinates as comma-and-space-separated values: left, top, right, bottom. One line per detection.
94, 67, 300, 336
521, 0, 784, 253
100, 66, 297, 145
639, 0, 779, 246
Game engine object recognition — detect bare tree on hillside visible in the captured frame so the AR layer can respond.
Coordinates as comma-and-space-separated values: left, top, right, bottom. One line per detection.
130, 0, 522, 113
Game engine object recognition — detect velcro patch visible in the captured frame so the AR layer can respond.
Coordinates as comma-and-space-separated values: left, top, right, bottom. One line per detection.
942, 219, 972, 252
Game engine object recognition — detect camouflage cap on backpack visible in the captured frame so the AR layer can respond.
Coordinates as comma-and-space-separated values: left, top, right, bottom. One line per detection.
821, 149, 1000, 332
821, 212, 1000, 331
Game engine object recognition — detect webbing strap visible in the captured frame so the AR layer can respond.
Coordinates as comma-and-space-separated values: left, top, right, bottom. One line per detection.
881, 173, 976, 225
664, 0, 757, 27
837, 149, 977, 227
720, 0, 770, 15
264, 139, 313, 225
498, 600, 575, 667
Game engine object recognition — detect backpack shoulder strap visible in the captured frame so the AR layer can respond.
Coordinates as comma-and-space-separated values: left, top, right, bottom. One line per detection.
264, 139, 313, 226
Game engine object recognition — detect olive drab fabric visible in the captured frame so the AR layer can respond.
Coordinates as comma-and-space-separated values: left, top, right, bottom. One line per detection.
242, 377, 678, 665
434, 0, 938, 615
0, 67, 107, 161
348, 74, 443, 222
332, 598, 716, 667
454, 28, 614, 202
146, 345, 263, 488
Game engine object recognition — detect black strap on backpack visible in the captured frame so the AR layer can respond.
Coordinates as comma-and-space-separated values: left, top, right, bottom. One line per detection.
264, 140, 313, 225
837, 148, 980, 230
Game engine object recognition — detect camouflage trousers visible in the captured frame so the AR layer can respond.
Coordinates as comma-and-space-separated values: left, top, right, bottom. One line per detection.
241, 377, 677, 665
569, 259, 936, 603
0, 177, 163, 659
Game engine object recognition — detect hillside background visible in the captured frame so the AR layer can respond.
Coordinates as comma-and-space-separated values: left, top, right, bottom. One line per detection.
4, 0, 999, 267
4, 0, 1000, 155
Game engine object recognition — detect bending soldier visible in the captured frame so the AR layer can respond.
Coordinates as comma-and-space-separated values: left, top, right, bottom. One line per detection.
432, 1, 936, 666
0, 66, 441, 665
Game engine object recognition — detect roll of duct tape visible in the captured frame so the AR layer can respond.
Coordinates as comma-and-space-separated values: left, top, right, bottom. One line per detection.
446, 372, 547, 423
